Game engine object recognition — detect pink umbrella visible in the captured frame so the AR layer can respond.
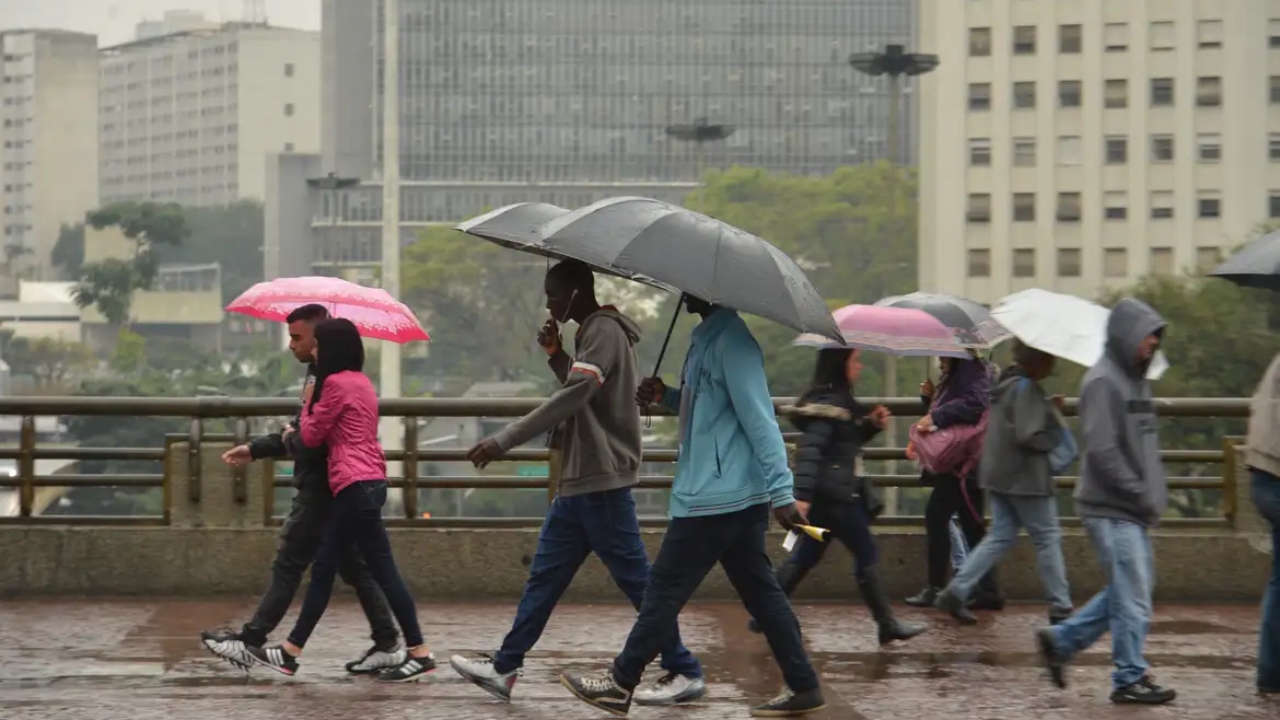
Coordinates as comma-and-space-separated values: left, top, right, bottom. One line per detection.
793, 304, 969, 358
226, 276, 429, 344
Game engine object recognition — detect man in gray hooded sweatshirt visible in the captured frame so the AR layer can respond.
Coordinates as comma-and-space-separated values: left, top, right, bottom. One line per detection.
1035, 297, 1175, 705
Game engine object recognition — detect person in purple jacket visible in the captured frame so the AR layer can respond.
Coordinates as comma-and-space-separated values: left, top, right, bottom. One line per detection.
903, 353, 1004, 611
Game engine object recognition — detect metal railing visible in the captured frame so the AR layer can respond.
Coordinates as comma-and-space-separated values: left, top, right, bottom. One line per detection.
0, 396, 1251, 529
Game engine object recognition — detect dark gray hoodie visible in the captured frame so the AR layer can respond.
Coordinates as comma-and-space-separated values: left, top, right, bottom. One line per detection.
1073, 298, 1168, 527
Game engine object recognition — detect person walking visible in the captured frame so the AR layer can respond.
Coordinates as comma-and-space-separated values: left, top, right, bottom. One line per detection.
246, 318, 435, 682
1034, 298, 1176, 705
935, 340, 1074, 625
1245, 352, 1280, 695
449, 260, 705, 706
200, 304, 401, 674
557, 296, 824, 718
749, 347, 926, 646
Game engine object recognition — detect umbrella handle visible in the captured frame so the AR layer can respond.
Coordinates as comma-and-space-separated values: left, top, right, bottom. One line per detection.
646, 293, 685, 429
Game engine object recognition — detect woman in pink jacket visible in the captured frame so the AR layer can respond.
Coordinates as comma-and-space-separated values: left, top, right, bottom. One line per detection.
248, 318, 434, 682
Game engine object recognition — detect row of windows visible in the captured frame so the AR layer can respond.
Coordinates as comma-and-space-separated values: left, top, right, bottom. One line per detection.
969, 19, 1280, 57
965, 246, 1220, 280
966, 191, 1280, 223
965, 131, 1280, 167
966, 76, 1252, 111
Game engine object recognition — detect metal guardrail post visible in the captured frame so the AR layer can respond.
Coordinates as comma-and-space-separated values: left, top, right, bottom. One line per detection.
17, 415, 34, 517
187, 418, 203, 503
403, 418, 419, 520
232, 417, 249, 504
262, 458, 276, 526
162, 437, 174, 525
1222, 435, 1242, 526
547, 448, 561, 506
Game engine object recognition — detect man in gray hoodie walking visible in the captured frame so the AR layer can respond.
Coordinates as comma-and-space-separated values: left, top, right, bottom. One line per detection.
450, 259, 704, 706
1035, 297, 1175, 705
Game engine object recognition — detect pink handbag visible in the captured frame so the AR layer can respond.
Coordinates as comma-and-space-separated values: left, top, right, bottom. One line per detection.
908, 409, 989, 478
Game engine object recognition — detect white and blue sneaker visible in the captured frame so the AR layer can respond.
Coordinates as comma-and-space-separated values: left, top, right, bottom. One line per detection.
634, 673, 707, 706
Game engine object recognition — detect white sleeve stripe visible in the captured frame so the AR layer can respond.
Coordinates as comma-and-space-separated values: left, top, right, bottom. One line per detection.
570, 361, 606, 385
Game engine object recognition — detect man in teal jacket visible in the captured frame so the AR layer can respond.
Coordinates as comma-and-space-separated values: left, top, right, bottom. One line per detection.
559, 296, 825, 718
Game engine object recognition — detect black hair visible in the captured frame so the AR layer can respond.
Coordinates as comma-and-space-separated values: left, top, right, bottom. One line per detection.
797, 347, 853, 406
545, 259, 595, 294
1011, 338, 1052, 368
307, 317, 365, 414
286, 303, 329, 324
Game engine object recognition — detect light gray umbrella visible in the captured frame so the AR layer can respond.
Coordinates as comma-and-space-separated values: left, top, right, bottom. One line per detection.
1210, 230, 1280, 291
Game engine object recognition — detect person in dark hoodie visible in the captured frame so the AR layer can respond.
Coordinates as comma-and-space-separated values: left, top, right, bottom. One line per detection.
1035, 297, 1176, 705
934, 340, 1073, 626
904, 353, 1004, 610
200, 303, 401, 674
452, 260, 705, 706
749, 346, 927, 645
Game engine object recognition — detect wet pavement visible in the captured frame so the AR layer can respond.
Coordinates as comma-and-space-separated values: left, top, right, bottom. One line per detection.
0, 598, 1275, 719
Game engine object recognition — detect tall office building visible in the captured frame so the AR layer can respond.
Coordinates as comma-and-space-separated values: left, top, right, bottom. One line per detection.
0, 29, 99, 283
99, 21, 320, 208
918, 0, 1280, 304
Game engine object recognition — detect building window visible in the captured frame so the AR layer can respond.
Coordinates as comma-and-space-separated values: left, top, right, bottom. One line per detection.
1270, 134, 1280, 162
1013, 26, 1036, 55
1013, 193, 1036, 221
1197, 133, 1222, 162
1149, 248, 1175, 276
1013, 81, 1036, 109
1012, 248, 1036, 278
1104, 22, 1128, 52
970, 27, 992, 56
1271, 19, 1280, 48
1198, 191, 1221, 218
284, 103, 294, 116
284, 63, 295, 77
1105, 79, 1128, 108
284, 142, 295, 152
967, 193, 991, 222
969, 83, 992, 111
1057, 136, 1082, 165
1057, 193, 1082, 221
1197, 77, 1223, 107
969, 138, 991, 166
1104, 191, 1128, 220
1057, 249, 1082, 277
1059, 25, 1082, 54
1270, 192, 1280, 218
1197, 20, 1223, 49
1105, 136, 1128, 164
1058, 81, 1082, 108
1150, 21, 1175, 51
1151, 78, 1175, 106
1103, 248, 1129, 278
1271, 76, 1280, 104
1151, 191, 1175, 219
1151, 135, 1174, 162
968, 249, 991, 278
1013, 138, 1036, 167
1196, 247, 1222, 272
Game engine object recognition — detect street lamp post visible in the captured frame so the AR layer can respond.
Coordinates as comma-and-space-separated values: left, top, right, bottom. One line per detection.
381, 0, 404, 506
850, 44, 939, 514
664, 118, 736, 176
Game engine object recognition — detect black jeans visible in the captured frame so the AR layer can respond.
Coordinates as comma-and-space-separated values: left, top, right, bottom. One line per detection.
240, 485, 397, 649
924, 473, 987, 589
611, 504, 819, 693
286, 481, 424, 649
789, 499, 878, 580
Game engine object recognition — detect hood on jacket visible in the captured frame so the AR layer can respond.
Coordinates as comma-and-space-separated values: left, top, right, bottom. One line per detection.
991, 364, 1032, 401
582, 307, 643, 345
1105, 298, 1166, 377
937, 356, 991, 402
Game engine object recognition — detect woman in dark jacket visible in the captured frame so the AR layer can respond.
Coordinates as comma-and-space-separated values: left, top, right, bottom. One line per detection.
904, 353, 1004, 610
751, 347, 926, 645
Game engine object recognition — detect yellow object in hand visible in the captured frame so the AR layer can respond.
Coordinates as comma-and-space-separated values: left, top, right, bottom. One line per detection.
797, 524, 830, 542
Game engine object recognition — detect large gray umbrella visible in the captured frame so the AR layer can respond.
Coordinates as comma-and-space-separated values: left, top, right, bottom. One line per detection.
1210, 230, 1280, 291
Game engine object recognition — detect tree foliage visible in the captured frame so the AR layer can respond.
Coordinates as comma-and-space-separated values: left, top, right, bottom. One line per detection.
73, 202, 190, 325
157, 200, 264, 300
51, 223, 85, 278
2, 335, 95, 392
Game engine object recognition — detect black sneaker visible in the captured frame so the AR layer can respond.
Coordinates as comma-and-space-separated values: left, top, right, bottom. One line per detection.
904, 586, 939, 607
1111, 675, 1176, 704
345, 645, 408, 674
559, 670, 633, 716
378, 653, 437, 683
750, 687, 826, 717
934, 589, 978, 625
1035, 627, 1066, 689
247, 644, 299, 677
200, 628, 254, 671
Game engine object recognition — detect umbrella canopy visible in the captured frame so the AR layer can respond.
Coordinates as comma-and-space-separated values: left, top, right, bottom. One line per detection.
1209, 230, 1280, 291
874, 291, 1010, 347
227, 276, 429, 344
990, 289, 1168, 380
532, 196, 842, 342
793, 304, 970, 358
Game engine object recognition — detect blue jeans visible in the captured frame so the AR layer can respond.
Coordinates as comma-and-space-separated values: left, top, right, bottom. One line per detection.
947, 493, 1071, 614
1251, 469, 1280, 691
949, 515, 969, 570
1048, 517, 1154, 690
493, 488, 701, 679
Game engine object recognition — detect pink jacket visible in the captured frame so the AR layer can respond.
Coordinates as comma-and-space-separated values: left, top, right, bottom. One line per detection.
299, 370, 387, 496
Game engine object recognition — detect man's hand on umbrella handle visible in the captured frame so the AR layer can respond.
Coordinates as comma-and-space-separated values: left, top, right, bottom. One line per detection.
222, 444, 252, 467
773, 502, 808, 532
1051, 394, 1066, 412
637, 377, 666, 408
920, 378, 935, 398
467, 438, 504, 469
537, 318, 563, 357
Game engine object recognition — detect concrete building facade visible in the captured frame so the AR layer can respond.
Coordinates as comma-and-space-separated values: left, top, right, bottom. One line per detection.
918, 0, 1280, 304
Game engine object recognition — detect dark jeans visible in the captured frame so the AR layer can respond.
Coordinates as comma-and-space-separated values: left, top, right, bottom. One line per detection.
1252, 469, 1280, 691
240, 485, 397, 649
925, 473, 988, 588
612, 503, 818, 693
494, 488, 701, 678
286, 481, 424, 649
790, 499, 878, 579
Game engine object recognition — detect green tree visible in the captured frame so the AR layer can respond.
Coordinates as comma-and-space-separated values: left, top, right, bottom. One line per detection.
73, 201, 190, 325
3, 336, 95, 392
157, 200, 264, 300
51, 222, 85, 278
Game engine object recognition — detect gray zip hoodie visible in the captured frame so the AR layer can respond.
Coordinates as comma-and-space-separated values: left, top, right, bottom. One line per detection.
1073, 297, 1169, 527
494, 308, 644, 497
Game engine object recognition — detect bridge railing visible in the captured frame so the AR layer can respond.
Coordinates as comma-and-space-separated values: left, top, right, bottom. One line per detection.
0, 396, 1251, 529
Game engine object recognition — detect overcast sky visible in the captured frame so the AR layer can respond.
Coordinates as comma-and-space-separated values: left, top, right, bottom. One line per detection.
0, 0, 320, 46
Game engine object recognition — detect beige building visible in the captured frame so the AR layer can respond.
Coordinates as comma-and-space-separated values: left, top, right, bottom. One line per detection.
918, 0, 1280, 304
98, 21, 320, 208
0, 29, 99, 283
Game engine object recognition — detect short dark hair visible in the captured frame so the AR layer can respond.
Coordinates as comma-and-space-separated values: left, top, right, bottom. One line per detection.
545, 258, 594, 293
286, 303, 329, 324
308, 318, 365, 413
1011, 338, 1052, 367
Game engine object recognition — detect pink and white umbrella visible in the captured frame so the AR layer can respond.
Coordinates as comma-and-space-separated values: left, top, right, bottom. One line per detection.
793, 304, 970, 358
226, 276, 429, 344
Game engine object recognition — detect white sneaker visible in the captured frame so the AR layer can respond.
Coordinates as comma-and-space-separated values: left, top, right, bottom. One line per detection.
450, 654, 519, 701
345, 646, 408, 674
200, 629, 253, 671
634, 673, 707, 706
